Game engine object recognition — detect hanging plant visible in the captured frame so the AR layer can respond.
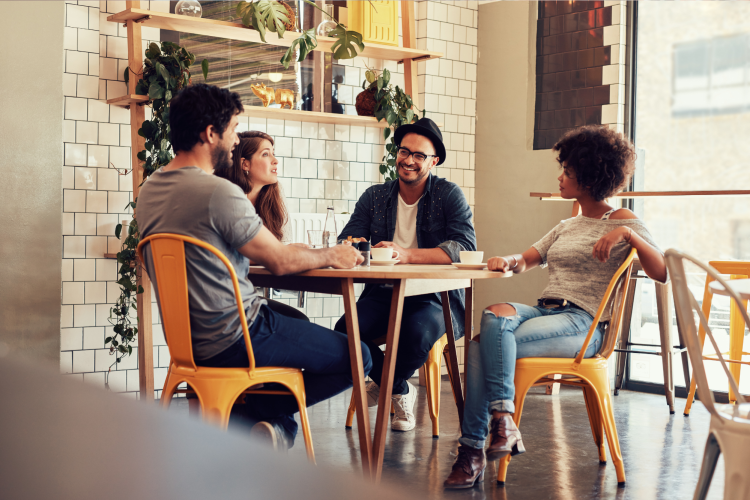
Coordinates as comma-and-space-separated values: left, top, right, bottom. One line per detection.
236, 0, 365, 70
107, 41, 207, 379
361, 68, 425, 181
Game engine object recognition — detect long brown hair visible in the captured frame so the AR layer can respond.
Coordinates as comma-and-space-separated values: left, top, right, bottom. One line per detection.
215, 131, 288, 241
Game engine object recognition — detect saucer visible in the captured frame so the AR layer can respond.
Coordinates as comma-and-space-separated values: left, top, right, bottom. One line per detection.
370, 259, 401, 266
452, 262, 487, 270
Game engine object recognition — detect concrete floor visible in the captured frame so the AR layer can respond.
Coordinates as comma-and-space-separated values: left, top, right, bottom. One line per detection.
174, 380, 725, 499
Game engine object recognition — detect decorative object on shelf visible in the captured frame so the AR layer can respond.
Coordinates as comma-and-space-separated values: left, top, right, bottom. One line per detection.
347, 0, 398, 47
316, 3, 337, 36
250, 83, 295, 109
355, 87, 377, 116
108, 41, 206, 370
268, 72, 283, 82
360, 68, 423, 181
175, 0, 202, 18
235, 0, 364, 70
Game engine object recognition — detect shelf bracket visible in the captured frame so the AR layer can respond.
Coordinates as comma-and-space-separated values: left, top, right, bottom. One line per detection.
123, 15, 151, 28
397, 54, 432, 65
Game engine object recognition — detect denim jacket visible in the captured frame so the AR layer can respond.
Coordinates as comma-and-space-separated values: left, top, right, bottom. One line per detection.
338, 174, 477, 340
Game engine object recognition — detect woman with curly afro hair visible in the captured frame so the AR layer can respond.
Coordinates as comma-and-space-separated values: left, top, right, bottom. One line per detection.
444, 125, 668, 489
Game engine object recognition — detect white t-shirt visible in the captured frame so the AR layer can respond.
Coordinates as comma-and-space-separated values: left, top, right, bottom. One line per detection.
393, 194, 421, 249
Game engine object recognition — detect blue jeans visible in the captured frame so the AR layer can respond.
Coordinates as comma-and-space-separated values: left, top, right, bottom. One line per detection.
334, 285, 446, 395
200, 304, 372, 444
459, 302, 602, 449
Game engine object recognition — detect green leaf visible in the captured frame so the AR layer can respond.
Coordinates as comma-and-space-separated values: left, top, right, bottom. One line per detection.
383, 68, 390, 86
105, 336, 113, 344
365, 70, 376, 84
377, 76, 383, 92
115, 223, 122, 239
148, 82, 165, 100
123, 67, 129, 86
383, 128, 391, 140
281, 29, 318, 69
386, 109, 396, 126
156, 62, 169, 82
406, 109, 414, 123
257, 0, 290, 36
201, 59, 209, 81
328, 25, 364, 60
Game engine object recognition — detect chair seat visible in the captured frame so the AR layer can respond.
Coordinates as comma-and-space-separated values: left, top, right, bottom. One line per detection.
173, 364, 304, 380
716, 403, 750, 421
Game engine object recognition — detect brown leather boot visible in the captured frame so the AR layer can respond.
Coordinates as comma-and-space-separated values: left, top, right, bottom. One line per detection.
443, 445, 486, 489
486, 414, 526, 461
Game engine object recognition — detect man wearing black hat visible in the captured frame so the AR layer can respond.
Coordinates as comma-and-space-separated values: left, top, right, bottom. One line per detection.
335, 117, 476, 432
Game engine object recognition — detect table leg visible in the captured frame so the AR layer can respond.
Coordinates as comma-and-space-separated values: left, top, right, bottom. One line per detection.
372, 279, 406, 483
341, 278, 373, 479
464, 284, 473, 372
655, 282, 675, 414
441, 291, 465, 426
614, 278, 638, 395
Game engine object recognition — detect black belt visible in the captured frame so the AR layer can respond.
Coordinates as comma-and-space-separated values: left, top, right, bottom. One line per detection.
538, 298, 582, 310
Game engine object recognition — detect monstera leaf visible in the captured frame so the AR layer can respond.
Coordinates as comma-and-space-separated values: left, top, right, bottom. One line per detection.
280, 28, 317, 69
236, 0, 290, 43
328, 25, 364, 60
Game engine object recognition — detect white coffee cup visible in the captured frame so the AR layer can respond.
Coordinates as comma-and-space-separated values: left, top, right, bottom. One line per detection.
460, 251, 484, 264
371, 247, 400, 261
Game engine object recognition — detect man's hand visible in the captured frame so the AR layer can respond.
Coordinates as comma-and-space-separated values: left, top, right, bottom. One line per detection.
326, 244, 364, 269
593, 227, 631, 263
487, 256, 511, 272
373, 241, 410, 263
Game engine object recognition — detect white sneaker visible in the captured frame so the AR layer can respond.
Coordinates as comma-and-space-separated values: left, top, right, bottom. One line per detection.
249, 421, 292, 451
366, 381, 380, 407
391, 381, 417, 431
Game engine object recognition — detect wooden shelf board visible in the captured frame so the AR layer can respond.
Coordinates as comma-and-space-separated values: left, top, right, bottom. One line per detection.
531, 190, 750, 200
105, 97, 443, 128
104, 253, 118, 259
106, 95, 150, 107
107, 8, 443, 62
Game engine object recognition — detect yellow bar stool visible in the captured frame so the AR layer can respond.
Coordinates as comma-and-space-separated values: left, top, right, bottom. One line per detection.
684, 261, 750, 416
344, 333, 457, 438
138, 233, 315, 463
497, 249, 636, 487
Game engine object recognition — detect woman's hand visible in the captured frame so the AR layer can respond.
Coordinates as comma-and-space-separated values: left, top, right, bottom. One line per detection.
487, 256, 511, 272
593, 227, 632, 263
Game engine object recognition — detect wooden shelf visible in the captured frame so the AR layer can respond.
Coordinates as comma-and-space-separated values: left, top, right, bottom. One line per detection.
106, 94, 149, 108
105, 97, 443, 128
531, 190, 750, 200
107, 8, 443, 62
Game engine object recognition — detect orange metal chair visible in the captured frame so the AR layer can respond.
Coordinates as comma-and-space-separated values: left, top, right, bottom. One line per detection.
137, 233, 315, 462
345, 333, 457, 437
684, 261, 750, 416
497, 248, 637, 487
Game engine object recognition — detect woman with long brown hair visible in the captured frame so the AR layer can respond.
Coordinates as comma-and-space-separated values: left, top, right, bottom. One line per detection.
215, 130, 308, 321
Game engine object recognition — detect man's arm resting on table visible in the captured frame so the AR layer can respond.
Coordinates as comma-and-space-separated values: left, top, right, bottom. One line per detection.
239, 226, 363, 275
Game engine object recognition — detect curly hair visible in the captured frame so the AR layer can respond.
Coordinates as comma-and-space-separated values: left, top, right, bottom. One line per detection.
214, 131, 288, 242
552, 125, 636, 202
168, 84, 244, 153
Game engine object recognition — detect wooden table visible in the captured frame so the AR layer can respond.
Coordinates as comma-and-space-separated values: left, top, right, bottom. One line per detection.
247, 264, 511, 482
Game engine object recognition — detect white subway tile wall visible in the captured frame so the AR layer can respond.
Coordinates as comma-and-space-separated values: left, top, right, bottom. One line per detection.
60, 1, 477, 396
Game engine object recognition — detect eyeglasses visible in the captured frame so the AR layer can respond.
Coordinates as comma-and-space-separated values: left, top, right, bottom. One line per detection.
396, 147, 437, 165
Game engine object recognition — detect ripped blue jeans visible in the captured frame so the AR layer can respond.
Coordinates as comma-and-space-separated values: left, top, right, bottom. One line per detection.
459, 302, 602, 449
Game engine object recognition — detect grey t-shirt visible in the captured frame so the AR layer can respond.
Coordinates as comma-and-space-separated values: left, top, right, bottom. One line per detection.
137, 167, 265, 360
532, 215, 666, 322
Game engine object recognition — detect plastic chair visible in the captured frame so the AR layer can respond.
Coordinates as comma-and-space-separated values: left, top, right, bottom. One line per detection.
497, 248, 637, 487
344, 333, 457, 437
137, 233, 315, 462
665, 249, 750, 500
684, 261, 750, 416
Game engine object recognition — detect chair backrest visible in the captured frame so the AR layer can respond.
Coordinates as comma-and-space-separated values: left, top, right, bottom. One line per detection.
137, 233, 256, 372
665, 249, 748, 419
574, 248, 637, 366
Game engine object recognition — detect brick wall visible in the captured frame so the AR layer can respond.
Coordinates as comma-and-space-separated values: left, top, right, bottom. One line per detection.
60, 1, 478, 397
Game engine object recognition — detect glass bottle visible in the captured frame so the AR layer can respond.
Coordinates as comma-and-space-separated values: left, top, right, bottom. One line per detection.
322, 206, 338, 248
175, 0, 202, 18
316, 3, 337, 37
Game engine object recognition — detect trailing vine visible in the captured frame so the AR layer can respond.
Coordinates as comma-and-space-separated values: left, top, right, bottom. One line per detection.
362, 68, 424, 181
106, 42, 206, 376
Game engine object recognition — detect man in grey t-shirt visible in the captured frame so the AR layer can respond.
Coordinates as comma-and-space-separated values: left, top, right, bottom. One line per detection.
138, 84, 368, 449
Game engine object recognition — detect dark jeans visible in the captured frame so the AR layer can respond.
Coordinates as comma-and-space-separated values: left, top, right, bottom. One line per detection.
200, 304, 372, 442
265, 298, 310, 322
334, 285, 446, 395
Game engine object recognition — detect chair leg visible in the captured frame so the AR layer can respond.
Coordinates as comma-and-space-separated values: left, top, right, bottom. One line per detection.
345, 392, 357, 429
291, 388, 316, 464
425, 350, 442, 438
583, 386, 607, 464
589, 370, 626, 485
693, 434, 720, 500
496, 371, 535, 485
443, 351, 458, 405
655, 282, 676, 414
614, 280, 637, 395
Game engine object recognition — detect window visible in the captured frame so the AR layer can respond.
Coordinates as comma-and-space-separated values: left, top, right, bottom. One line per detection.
673, 34, 750, 117
629, 2, 750, 394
